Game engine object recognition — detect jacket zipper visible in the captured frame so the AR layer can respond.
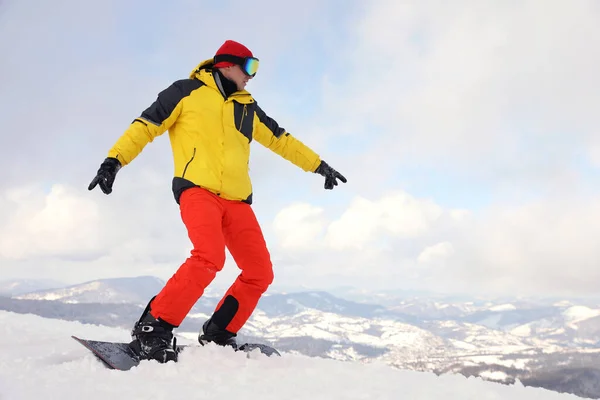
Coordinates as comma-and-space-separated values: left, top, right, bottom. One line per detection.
181, 147, 196, 179
219, 103, 226, 194
238, 104, 247, 131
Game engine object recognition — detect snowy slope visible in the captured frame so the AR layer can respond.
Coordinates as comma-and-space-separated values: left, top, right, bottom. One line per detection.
0, 311, 580, 400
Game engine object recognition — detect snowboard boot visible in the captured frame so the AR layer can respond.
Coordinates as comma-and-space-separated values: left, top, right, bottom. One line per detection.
198, 317, 238, 349
129, 300, 178, 363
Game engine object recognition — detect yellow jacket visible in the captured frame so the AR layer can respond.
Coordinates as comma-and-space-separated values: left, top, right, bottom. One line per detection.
107, 59, 321, 204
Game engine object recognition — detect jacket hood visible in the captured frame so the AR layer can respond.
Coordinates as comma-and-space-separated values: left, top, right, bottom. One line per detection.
189, 58, 215, 79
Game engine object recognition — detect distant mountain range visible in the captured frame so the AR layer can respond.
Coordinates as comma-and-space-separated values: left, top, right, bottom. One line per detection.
13, 276, 165, 305
3, 276, 600, 399
0, 279, 66, 296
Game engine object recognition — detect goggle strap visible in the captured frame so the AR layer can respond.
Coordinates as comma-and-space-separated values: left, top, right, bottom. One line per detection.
213, 54, 246, 65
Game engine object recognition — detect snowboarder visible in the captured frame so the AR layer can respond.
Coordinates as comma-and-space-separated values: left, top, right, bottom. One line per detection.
88, 40, 346, 363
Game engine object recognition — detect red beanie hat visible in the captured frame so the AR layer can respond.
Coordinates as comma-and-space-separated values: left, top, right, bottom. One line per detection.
213, 40, 253, 68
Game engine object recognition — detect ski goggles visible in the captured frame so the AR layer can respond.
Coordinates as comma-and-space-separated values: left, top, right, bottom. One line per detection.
213, 54, 260, 77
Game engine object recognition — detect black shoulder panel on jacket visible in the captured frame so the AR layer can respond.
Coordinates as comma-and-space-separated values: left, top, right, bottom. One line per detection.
255, 104, 286, 138
140, 79, 204, 126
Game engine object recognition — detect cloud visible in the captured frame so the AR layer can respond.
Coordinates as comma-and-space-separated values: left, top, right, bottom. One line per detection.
3, 178, 594, 298
2, 0, 599, 300
324, 0, 600, 192
0, 0, 349, 283
269, 190, 600, 297
417, 242, 454, 265
0, 185, 101, 260
273, 203, 325, 250
0, 177, 193, 282
269, 191, 460, 287
4, 180, 598, 298
448, 199, 600, 296
325, 193, 443, 250
273, 191, 447, 252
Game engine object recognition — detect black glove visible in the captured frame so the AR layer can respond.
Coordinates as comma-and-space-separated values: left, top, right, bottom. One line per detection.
88, 157, 121, 194
314, 160, 347, 190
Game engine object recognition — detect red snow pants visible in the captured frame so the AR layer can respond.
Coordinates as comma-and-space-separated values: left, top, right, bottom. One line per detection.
149, 187, 274, 333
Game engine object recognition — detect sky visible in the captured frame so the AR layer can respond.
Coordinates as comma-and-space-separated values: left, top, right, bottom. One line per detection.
0, 311, 581, 399
1, 0, 599, 298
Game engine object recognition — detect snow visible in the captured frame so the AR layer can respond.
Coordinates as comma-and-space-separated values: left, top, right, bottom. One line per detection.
489, 304, 516, 312
0, 311, 580, 400
466, 355, 529, 370
562, 306, 600, 323
480, 370, 510, 382
449, 340, 478, 350
511, 324, 532, 337
553, 300, 574, 308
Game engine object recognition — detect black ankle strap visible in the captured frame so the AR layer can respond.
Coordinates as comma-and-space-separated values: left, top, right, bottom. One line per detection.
132, 320, 172, 336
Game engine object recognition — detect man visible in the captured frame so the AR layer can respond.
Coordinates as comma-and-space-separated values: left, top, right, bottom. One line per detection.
88, 40, 346, 363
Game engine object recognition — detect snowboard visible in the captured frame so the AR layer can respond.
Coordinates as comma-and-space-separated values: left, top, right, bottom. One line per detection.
72, 335, 280, 371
